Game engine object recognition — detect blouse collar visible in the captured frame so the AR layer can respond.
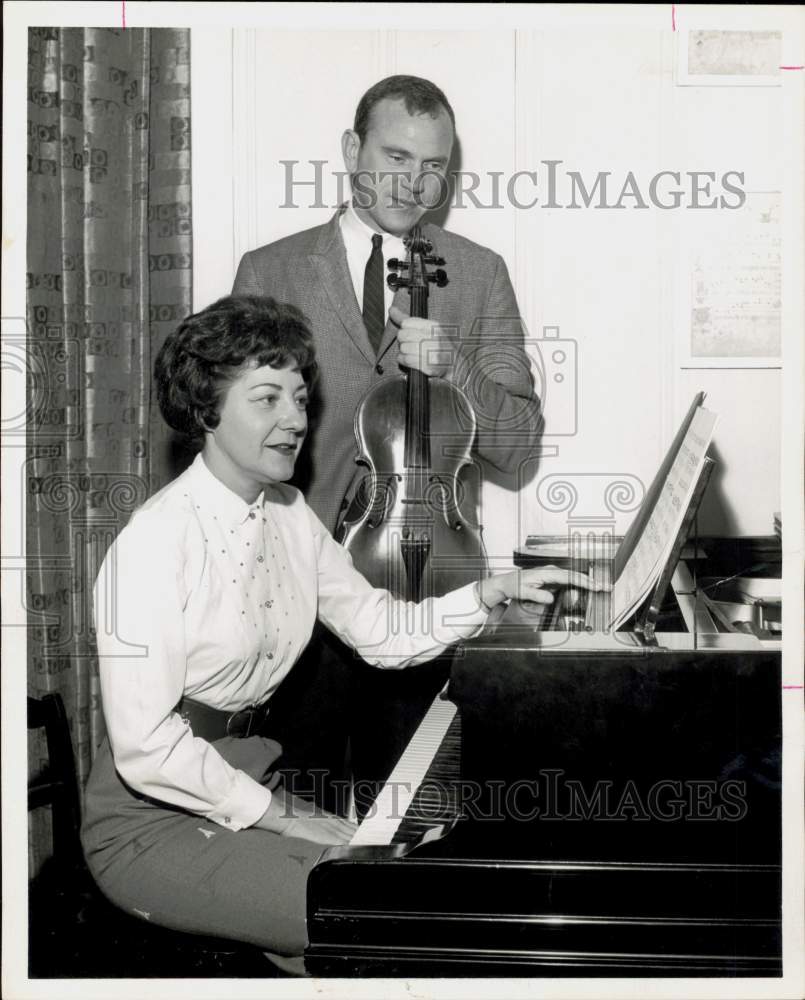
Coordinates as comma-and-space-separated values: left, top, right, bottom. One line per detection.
186, 453, 265, 528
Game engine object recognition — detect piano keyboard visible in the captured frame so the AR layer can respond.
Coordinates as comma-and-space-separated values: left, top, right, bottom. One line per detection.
392, 710, 461, 845
350, 694, 460, 847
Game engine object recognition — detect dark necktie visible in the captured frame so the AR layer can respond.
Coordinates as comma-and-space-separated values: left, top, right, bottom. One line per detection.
362, 233, 385, 356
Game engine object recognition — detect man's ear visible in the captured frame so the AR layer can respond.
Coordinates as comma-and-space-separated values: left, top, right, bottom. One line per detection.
341, 129, 360, 174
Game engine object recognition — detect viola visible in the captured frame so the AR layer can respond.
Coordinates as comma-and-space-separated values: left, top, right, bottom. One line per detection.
338, 226, 487, 601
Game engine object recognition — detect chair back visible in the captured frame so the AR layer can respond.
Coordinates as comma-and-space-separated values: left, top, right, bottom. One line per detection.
28, 692, 83, 868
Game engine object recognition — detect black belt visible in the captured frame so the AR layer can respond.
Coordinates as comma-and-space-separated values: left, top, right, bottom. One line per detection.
177, 697, 271, 741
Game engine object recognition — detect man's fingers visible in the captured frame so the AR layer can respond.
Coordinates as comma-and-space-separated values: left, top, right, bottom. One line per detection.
395, 314, 444, 338
388, 304, 406, 328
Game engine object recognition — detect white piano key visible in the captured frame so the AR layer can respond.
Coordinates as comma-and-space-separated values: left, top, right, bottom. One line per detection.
350, 696, 457, 846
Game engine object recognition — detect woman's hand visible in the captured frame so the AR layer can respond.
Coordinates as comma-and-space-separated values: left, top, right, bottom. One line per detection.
254, 788, 358, 845
476, 565, 608, 612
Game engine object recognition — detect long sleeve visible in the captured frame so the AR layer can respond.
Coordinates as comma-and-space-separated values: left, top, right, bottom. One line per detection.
93, 507, 273, 831
307, 506, 490, 667
448, 253, 543, 472
233, 238, 543, 470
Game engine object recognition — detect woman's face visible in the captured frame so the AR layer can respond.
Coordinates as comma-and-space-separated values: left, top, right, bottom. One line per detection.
202, 361, 308, 501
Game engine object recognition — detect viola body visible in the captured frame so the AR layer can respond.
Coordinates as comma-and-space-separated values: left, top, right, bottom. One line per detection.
339, 373, 487, 601
339, 226, 488, 602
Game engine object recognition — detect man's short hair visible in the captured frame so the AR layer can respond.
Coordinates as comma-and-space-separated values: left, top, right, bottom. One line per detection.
154, 295, 318, 445
353, 75, 455, 142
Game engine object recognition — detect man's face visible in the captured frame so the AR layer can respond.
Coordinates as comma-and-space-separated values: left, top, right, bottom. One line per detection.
342, 97, 454, 236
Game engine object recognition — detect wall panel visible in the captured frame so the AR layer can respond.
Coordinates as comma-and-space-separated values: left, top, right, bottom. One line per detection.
191, 21, 791, 554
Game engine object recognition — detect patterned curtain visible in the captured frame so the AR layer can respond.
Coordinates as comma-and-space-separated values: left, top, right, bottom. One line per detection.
26, 27, 192, 874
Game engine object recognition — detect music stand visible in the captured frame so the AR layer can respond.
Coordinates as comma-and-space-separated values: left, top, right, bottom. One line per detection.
630, 456, 715, 644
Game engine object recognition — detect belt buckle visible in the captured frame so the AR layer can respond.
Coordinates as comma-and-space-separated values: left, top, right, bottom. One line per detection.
227, 705, 256, 738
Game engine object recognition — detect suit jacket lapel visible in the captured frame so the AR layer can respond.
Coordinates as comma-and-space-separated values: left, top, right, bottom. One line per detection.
309, 210, 375, 364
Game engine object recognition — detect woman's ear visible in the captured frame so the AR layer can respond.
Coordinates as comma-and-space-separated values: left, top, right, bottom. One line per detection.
196, 409, 214, 438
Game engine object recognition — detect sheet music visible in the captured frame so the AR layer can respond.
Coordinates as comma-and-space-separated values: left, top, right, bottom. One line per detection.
608, 406, 717, 631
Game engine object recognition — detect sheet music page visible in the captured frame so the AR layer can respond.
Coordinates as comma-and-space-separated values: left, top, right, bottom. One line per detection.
609, 406, 718, 630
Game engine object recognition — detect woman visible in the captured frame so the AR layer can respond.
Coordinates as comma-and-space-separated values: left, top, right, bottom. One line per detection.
82, 295, 601, 969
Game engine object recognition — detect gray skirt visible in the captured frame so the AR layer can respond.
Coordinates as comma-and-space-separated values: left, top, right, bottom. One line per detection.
81, 735, 324, 956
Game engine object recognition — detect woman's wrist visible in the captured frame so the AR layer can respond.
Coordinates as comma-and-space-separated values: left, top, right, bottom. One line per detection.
254, 789, 292, 833
476, 578, 507, 613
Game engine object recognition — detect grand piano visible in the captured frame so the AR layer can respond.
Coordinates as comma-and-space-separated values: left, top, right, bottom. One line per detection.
305, 399, 783, 978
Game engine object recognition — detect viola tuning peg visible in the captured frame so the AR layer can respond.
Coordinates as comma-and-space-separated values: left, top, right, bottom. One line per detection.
434, 268, 448, 288
425, 256, 445, 267
386, 258, 407, 271
387, 274, 407, 291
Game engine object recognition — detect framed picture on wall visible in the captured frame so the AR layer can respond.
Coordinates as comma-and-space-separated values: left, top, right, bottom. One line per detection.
675, 27, 784, 87
676, 190, 782, 369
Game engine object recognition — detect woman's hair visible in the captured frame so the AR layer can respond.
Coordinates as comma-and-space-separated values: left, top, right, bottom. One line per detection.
154, 295, 318, 444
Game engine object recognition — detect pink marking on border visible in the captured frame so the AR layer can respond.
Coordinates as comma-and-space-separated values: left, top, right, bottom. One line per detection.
122, 1, 126, 29
780, 66, 805, 71
782, 685, 804, 690
672, 4, 676, 32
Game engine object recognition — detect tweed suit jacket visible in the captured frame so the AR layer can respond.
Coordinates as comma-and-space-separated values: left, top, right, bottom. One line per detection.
233, 207, 541, 533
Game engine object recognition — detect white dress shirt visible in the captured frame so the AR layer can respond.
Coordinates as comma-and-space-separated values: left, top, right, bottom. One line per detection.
339, 201, 407, 320
94, 453, 489, 833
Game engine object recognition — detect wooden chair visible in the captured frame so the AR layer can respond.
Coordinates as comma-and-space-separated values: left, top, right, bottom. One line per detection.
27, 693, 84, 869
27, 692, 276, 978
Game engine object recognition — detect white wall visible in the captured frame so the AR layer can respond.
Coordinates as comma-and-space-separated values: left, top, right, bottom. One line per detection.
191, 11, 801, 563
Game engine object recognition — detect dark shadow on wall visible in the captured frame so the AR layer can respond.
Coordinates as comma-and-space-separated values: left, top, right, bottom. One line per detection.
696, 440, 741, 537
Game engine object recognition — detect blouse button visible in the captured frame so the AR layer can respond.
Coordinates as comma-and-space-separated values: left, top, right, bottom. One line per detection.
249, 512, 256, 520
267, 652, 274, 660
257, 556, 264, 563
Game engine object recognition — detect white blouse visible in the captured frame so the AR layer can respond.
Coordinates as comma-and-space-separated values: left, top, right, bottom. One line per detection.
93, 453, 489, 833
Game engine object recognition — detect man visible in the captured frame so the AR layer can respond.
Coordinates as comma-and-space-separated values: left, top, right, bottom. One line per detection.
233, 75, 541, 813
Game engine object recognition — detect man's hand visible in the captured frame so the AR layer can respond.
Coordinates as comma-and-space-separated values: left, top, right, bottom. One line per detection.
389, 305, 455, 378
476, 565, 609, 612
